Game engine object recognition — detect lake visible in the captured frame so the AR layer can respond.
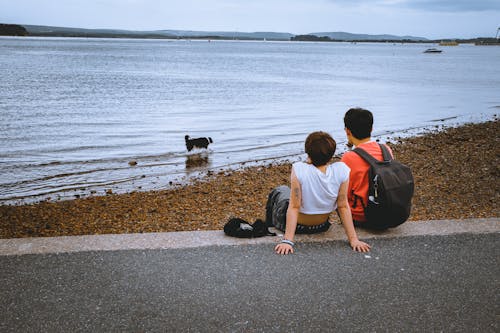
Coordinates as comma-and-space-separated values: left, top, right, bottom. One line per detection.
0, 37, 498, 204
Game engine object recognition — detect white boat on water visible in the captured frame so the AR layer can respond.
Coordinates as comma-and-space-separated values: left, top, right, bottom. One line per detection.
424, 48, 443, 53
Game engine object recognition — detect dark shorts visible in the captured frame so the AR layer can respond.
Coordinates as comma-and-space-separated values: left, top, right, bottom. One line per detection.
265, 185, 331, 234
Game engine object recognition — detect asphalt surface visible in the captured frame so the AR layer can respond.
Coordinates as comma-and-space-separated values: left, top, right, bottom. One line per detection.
0, 232, 498, 332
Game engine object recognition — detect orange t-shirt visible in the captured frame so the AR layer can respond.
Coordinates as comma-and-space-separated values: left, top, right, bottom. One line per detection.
340, 141, 393, 222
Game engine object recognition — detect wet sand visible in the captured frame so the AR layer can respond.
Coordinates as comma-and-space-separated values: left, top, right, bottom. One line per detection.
1, 120, 498, 239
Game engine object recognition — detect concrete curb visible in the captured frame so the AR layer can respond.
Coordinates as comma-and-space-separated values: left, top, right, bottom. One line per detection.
0, 218, 498, 256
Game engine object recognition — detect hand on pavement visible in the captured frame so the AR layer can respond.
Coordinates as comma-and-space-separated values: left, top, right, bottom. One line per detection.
350, 239, 371, 252
275, 243, 294, 255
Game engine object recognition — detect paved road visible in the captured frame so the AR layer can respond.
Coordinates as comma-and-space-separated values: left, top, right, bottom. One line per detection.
1, 233, 498, 332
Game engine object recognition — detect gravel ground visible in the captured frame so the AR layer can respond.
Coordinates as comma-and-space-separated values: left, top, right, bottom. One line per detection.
1, 120, 498, 239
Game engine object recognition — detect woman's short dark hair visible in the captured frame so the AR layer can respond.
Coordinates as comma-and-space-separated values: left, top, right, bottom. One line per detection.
305, 131, 336, 166
344, 108, 373, 140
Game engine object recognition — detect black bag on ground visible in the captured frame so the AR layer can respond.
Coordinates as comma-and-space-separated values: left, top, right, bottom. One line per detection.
354, 144, 414, 229
224, 218, 276, 238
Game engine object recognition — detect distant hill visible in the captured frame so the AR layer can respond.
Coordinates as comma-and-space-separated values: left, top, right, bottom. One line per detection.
310, 31, 428, 41
23, 25, 292, 40
24, 25, 176, 39
18, 25, 432, 42
156, 30, 293, 40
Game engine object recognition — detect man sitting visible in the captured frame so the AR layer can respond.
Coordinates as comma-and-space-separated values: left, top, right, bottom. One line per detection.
340, 107, 394, 228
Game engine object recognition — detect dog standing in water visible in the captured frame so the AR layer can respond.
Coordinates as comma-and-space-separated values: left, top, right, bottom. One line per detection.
185, 135, 213, 152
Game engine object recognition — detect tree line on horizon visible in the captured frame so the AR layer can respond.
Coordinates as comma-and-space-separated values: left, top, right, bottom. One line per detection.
0, 24, 28, 36
291, 34, 424, 43
1, 23, 498, 44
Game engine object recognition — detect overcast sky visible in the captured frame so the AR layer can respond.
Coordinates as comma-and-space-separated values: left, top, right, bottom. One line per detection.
1, 0, 499, 39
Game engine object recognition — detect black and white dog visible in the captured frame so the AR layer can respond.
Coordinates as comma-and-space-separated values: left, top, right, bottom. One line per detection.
185, 135, 213, 152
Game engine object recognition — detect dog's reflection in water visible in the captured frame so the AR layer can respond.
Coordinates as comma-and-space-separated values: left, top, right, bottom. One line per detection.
185, 152, 210, 169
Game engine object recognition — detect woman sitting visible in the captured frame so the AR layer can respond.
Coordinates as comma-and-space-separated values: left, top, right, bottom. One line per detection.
266, 131, 371, 255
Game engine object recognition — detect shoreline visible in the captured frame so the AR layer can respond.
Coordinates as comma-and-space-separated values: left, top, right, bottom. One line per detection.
0, 115, 487, 206
0, 119, 498, 239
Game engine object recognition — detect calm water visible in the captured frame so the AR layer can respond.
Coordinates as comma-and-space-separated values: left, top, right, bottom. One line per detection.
0, 37, 499, 203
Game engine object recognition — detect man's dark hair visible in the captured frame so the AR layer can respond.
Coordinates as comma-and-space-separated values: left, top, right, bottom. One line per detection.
344, 108, 373, 140
305, 131, 336, 167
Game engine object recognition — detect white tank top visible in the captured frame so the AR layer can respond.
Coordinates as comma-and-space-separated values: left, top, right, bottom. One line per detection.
292, 161, 350, 214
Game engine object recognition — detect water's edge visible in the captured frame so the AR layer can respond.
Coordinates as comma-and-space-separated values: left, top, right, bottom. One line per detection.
2, 116, 493, 206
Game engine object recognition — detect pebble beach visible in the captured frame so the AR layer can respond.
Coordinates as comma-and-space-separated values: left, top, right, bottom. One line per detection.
1, 120, 498, 239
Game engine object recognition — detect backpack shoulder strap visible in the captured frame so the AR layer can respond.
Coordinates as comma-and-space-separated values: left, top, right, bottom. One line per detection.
379, 144, 393, 162
353, 147, 379, 167
353, 144, 392, 166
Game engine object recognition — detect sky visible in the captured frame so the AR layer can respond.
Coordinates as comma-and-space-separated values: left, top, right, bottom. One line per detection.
1, 0, 499, 39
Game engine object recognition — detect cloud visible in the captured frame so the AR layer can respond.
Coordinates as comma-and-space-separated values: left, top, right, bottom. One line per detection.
405, 0, 500, 12
326, 0, 500, 12
1, 0, 498, 38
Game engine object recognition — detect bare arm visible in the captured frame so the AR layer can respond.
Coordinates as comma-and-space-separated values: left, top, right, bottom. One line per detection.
337, 180, 371, 252
275, 169, 301, 255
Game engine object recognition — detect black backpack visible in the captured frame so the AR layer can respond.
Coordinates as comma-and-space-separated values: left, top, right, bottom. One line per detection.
353, 144, 414, 229
223, 218, 276, 238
